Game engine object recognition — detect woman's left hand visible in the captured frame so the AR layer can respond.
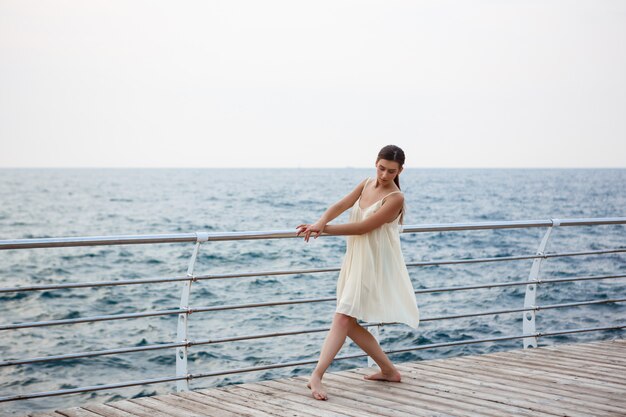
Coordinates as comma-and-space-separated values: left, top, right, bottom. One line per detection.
296, 221, 326, 242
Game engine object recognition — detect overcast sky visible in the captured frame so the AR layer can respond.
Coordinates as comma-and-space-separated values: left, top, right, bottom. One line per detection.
1, 0, 624, 168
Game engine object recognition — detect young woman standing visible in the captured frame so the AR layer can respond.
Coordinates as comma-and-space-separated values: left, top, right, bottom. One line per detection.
296, 144, 420, 401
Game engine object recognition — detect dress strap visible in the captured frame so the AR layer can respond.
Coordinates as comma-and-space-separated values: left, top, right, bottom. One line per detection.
383, 190, 404, 220
382, 190, 403, 201
361, 177, 370, 195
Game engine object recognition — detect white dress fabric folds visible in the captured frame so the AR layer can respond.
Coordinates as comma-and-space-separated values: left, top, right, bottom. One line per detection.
335, 177, 420, 330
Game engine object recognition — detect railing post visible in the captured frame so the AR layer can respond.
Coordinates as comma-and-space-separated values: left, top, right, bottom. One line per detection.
523, 219, 560, 349
175, 232, 208, 392
367, 324, 381, 367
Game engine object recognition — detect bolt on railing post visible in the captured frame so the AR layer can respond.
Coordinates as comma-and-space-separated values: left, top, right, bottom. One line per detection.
523, 219, 560, 349
367, 325, 381, 367
176, 232, 209, 392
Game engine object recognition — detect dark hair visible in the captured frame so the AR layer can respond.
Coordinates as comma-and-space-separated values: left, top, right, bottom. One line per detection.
376, 145, 405, 190
376, 144, 406, 224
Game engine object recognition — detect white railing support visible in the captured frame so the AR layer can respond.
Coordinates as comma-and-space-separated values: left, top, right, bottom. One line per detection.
175, 233, 208, 391
523, 219, 560, 348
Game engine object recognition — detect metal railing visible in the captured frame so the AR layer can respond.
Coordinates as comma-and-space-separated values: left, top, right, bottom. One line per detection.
0, 216, 625, 403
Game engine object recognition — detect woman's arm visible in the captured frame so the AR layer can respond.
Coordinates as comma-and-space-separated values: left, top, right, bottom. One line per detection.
296, 178, 368, 241
324, 193, 404, 236
297, 193, 404, 242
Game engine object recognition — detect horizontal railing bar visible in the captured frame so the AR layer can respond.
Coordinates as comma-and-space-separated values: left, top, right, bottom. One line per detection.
422, 298, 626, 321
191, 297, 335, 314
2, 324, 623, 403
4, 279, 626, 331
543, 248, 626, 259
0, 267, 339, 294
422, 273, 626, 294
189, 298, 626, 332
402, 218, 626, 233
407, 248, 626, 267
0, 342, 187, 367
0, 309, 188, 331
1, 296, 345, 330
0, 324, 349, 367
0, 276, 193, 294
1, 217, 624, 250
540, 273, 626, 285
0, 375, 187, 402
4, 297, 625, 366
3, 248, 624, 295
0, 233, 198, 250
384, 325, 626, 355
191, 249, 624, 282
195, 266, 338, 280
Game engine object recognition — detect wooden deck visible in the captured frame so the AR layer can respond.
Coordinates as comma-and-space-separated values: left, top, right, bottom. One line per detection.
28, 338, 626, 417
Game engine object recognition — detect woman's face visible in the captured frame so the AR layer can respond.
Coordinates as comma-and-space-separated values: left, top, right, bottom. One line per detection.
376, 159, 402, 184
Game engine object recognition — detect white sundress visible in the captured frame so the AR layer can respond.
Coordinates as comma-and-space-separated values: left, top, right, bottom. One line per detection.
335, 177, 420, 330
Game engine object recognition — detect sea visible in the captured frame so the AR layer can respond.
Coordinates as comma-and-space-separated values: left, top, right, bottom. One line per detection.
0, 168, 625, 416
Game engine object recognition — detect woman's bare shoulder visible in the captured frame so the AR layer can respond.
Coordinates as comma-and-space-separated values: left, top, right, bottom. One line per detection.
384, 191, 404, 203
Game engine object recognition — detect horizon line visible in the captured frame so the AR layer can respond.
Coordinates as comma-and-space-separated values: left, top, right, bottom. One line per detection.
0, 166, 625, 170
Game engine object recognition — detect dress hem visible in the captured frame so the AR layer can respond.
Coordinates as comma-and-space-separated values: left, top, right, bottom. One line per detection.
335, 306, 420, 331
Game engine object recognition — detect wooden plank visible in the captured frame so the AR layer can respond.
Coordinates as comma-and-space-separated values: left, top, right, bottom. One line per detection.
414, 357, 626, 414
554, 344, 626, 363
241, 379, 367, 417
316, 371, 458, 417
128, 397, 201, 417
496, 346, 626, 366
330, 370, 506, 417
393, 362, 622, 416
444, 350, 623, 389
81, 403, 140, 417
173, 390, 276, 417
557, 340, 624, 349
481, 341, 625, 361
402, 358, 625, 407
379, 365, 570, 417
232, 383, 349, 417
343, 366, 555, 417
543, 345, 626, 364
424, 355, 625, 399
102, 399, 179, 417
263, 378, 389, 417
577, 339, 624, 347
509, 348, 626, 371
21, 339, 626, 417
489, 347, 626, 372
261, 380, 378, 417
563, 341, 624, 353
55, 408, 103, 417
293, 374, 464, 417
472, 351, 626, 386
154, 392, 249, 417
270, 377, 427, 417
190, 386, 319, 417
222, 385, 328, 417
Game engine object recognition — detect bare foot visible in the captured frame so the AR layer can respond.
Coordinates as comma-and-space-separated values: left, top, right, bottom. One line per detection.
306, 375, 328, 400
363, 368, 402, 382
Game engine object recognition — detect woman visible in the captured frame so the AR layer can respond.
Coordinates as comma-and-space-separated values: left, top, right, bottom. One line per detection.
295, 144, 420, 401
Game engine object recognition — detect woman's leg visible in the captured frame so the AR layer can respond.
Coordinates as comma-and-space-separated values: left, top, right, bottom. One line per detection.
307, 312, 355, 400
346, 321, 401, 382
